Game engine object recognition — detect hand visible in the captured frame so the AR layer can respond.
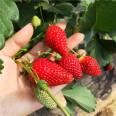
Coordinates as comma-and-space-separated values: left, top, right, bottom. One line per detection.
0, 23, 84, 116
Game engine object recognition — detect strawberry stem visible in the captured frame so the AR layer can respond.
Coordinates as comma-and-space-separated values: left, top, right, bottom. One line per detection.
16, 60, 38, 83
70, 49, 79, 56
70, 49, 85, 58
46, 88, 70, 116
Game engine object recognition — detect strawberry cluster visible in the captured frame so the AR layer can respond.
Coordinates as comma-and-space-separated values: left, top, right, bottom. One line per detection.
31, 25, 102, 86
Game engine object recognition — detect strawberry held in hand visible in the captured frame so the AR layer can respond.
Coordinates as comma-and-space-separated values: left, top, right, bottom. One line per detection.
45, 25, 69, 56
32, 58, 73, 86
79, 56, 102, 76
58, 54, 83, 79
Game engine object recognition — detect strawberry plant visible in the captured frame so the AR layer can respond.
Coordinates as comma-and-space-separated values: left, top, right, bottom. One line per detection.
0, 0, 116, 115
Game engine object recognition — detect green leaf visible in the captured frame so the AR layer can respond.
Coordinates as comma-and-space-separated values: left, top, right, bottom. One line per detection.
0, 34, 5, 49
79, 3, 96, 32
63, 86, 96, 112
78, 3, 96, 44
99, 39, 116, 53
80, 0, 95, 10
17, 2, 35, 27
95, 1, 116, 32
84, 28, 95, 46
109, 31, 116, 42
0, 13, 14, 38
55, 3, 74, 16
0, 0, 19, 49
47, 2, 74, 16
65, 101, 77, 116
0, 59, 4, 74
4, 0, 19, 21
37, 1, 50, 10
98, 33, 116, 53
0, 0, 19, 21
88, 38, 112, 67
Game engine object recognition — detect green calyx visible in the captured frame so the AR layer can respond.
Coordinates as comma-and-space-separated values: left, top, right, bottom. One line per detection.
54, 53, 62, 61
37, 80, 48, 91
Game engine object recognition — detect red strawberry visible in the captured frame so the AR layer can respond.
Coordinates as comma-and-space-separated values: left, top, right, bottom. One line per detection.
79, 56, 102, 76
104, 64, 113, 71
58, 54, 83, 79
32, 58, 73, 86
45, 25, 69, 56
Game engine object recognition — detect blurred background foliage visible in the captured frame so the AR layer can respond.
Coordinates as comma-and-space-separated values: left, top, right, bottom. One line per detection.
1, 0, 115, 67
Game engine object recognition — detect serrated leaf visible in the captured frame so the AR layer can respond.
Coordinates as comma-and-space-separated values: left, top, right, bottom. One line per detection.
0, 0, 19, 49
63, 86, 96, 112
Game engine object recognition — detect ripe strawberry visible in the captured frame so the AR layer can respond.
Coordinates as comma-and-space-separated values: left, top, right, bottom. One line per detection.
58, 54, 83, 79
104, 64, 113, 71
34, 88, 57, 109
79, 56, 102, 76
32, 58, 73, 86
45, 25, 69, 56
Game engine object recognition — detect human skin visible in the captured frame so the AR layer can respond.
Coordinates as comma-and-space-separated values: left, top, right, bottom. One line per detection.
0, 23, 84, 116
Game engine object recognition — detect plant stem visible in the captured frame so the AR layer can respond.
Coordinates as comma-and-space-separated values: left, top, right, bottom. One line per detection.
46, 89, 70, 116
40, 6, 44, 24
70, 49, 79, 56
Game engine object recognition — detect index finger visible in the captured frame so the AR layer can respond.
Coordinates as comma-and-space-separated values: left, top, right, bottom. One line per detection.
23, 23, 84, 60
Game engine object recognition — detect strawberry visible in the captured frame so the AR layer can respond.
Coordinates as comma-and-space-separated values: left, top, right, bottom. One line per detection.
79, 56, 102, 76
32, 58, 73, 86
104, 64, 113, 71
34, 88, 57, 109
58, 54, 83, 79
45, 25, 69, 56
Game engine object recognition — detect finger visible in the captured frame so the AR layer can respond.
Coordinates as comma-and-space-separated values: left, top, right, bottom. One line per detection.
51, 84, 66, 94
0, 23, 33, 57
29, 32, 84, 57
55, 91, 67, 107
77, 49, 87, 56
56, 22, 66, 30
67, 33, 84, 49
